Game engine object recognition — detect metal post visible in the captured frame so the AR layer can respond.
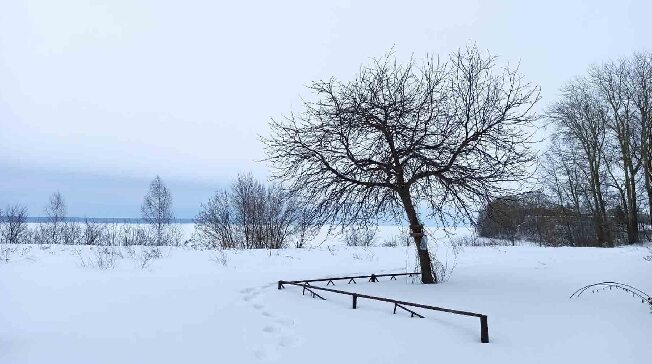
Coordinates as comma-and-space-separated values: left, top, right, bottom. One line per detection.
480, 315, 489, 343
352, 294, 358, 309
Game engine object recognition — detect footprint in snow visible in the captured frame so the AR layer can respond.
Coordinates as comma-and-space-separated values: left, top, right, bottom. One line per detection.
244, 284, 302, 360
275, 317, 294, 327
242, 290, 261, 302
253, 347, 268, 360
262, 325, 280, 334
278, 335, 298, 348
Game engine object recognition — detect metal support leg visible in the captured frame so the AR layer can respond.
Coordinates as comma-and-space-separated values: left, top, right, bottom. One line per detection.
480, 315, 489, 343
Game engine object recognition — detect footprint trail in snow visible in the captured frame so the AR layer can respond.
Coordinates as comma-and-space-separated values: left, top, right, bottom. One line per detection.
240, 283, 301, 361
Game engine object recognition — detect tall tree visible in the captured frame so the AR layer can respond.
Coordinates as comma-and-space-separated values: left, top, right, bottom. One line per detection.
230, 173, 266, 249
548, 79, 612, 246
42, 191, 67, 244
591, 60, 640, 243
629, 52, 652, 224
542, 138, 585, 218
141, 176, 175, 245
264, 45, 540, 283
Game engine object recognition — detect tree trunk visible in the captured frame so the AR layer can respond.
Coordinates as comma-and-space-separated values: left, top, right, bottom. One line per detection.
398, 190, 436, 284
626, 165, 639, 243
647, 173, 652, 226
643, 112, 652, 226
644, 157, 652, 226
588, 159, 610, 246
618, 139, 639, 243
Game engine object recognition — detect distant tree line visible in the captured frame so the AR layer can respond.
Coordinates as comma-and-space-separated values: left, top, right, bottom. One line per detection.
0, 174, 320, 249
479, 52, 652, 247
0, 181, 180, 246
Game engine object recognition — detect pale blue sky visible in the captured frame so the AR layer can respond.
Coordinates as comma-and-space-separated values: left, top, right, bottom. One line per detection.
1, 0, 651, 217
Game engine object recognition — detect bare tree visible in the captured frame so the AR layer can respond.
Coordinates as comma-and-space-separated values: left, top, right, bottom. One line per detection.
539, 135, 603, 246
591, 60, 641, 243
1, 205, 29, 244
545, 53, 652, 245
46, 191, 66, 222
263, 184, 299, 249
194, 189, 238, 249
629, 52, 652, 224
195, 175, 317, 249
264, 45, 540, 283
82, 218, 106, 245
230, 174, 266, 249
541, 138, 585, 217
141, 176, 175, 246
292, 202, 321, 248
39, 191, 67, 244
548, 79, 612, 246
344, 225, 377, 247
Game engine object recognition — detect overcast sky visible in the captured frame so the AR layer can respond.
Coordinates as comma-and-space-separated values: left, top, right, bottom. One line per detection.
1, 0, 651, 218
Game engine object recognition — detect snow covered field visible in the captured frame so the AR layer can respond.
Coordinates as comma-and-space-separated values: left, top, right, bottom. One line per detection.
1, 231, 650, 364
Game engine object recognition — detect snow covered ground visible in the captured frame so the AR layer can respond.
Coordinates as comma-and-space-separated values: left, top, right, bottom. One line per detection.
0, 230, 650, 364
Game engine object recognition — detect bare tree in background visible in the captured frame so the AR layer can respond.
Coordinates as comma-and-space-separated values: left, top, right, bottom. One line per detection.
39, 191, 67, 244
344, 225, 377, 247
292, 202, 321, 248
542, 138, 585, 217
263, 184, 299, 249
629, 52, 652, 224
548, 79, 612, 246
82, 218, 106, 245
545, 53, 652, 245
1, 205, 29, 244
226, 174, 300, 249
194, 174, 319, 249
264, 45, 540, 283
591, 60, 641, 243
230, 174, 266, 249
141, 176, 175, 246
45, 191, 66, 224
195, 189, 238, 249
540, 137, 596, 245
485, 51, 652, 247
